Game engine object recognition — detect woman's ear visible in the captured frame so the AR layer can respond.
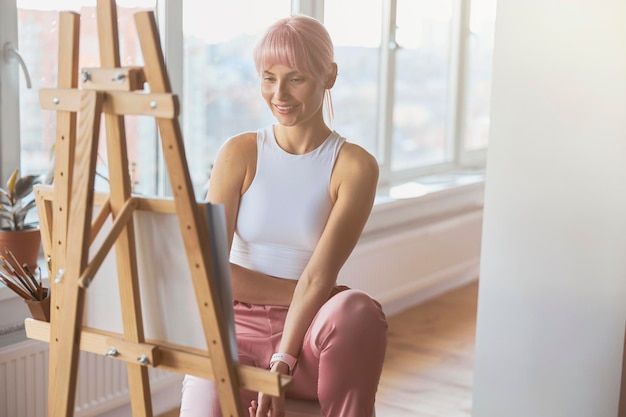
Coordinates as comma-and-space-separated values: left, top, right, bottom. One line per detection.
325, 63, 338, 89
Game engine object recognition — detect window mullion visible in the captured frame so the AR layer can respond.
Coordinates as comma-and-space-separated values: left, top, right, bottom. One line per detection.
155, 0, 183, 196
451, 0, 471, 166
377, 0, 396, 187
292, 0, 324, 19
157, 0, 183, 97
0, 0, 20, 185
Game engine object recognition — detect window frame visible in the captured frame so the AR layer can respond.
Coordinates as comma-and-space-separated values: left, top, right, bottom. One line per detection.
0, 0, 489, 189
0, 0, 20, 185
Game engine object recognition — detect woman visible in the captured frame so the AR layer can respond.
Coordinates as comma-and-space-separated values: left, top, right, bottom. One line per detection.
180, 14, 387, 417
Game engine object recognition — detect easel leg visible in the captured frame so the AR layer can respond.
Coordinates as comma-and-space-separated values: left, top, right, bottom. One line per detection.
97, 1, 153, 415
49, 91, 104, 416
47, 10, 80, 414
135, 11, 244, 417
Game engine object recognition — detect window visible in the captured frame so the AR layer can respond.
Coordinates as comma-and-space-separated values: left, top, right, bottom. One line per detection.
390, 0, 456, 171
11, 0, 157, 194
1, 0, 496, 197
463, 0, 496, 153
182, 0, 291, 197
324, 0, 381, 159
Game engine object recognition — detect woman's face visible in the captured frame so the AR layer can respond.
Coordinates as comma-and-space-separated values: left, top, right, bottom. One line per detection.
261, 64, 326, 128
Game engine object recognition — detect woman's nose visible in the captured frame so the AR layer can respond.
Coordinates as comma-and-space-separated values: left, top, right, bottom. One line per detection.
273, 80, 289, 98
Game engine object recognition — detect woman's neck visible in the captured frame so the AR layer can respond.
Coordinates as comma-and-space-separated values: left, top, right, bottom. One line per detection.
273, 123, 332, 155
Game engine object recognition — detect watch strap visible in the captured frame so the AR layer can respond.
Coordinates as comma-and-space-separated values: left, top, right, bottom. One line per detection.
269, 352, 298, 374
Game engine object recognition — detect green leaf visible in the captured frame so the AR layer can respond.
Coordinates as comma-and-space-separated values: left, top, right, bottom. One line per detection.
0, 203, 12, 213
14, 210, 27, 230
14, 175, 41, 200
0, 211, 13, 222
17, 200, 37, 216
6, 169, 18, 195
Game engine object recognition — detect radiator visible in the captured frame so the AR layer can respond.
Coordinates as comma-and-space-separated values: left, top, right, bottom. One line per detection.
0, 338, 182, 417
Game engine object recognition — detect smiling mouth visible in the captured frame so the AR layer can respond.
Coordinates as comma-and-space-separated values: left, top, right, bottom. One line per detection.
274, 104, 296, 113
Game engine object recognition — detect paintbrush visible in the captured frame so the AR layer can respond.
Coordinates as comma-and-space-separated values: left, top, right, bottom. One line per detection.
0, 275, 32, 300
0, 257, 36, 298
22, 264, 43, 300
0, 251, 45, 301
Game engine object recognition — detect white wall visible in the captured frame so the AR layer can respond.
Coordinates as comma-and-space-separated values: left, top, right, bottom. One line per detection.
341, 180, 484, 316
473, 1, 626, 416
341, 209, 482, 316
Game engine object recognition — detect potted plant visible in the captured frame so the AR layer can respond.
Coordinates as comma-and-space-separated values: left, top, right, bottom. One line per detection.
0, 168, 42, 269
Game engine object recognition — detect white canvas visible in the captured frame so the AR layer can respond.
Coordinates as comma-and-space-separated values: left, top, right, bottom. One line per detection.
82, 201, 238, 361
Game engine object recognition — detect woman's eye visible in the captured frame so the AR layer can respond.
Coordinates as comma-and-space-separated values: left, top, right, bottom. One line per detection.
291, 78, 304, 83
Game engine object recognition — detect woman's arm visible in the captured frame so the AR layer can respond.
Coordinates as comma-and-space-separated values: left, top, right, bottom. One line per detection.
276, 143, 379, 361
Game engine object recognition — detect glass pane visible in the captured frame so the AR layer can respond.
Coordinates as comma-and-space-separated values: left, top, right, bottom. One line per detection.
17, 0, 157, 194
392, 0, 454, 171
182, 0, 291, 198
464, 0, 497, 151
324, 0, 382, 158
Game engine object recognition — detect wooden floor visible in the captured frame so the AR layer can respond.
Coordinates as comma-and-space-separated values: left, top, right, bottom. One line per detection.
375, 280, 478, 417
158, 280, 479, 417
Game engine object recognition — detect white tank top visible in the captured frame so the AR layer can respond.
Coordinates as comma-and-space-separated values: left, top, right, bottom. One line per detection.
229, 126, 345, 280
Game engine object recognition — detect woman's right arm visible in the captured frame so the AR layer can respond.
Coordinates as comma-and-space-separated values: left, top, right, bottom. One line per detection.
207, 133, 297, 306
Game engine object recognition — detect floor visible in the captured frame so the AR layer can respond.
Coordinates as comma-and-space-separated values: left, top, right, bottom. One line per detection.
375, 280, 477, 416
158, 280, 479, 417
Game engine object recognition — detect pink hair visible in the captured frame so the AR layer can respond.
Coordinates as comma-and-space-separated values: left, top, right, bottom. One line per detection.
253, 15, 336, 123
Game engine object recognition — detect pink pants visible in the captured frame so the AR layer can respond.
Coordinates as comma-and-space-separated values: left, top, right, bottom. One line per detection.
179, 289, 387, 417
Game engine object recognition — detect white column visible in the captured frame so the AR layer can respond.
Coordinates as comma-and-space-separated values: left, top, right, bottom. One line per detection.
472, 1, 626, 416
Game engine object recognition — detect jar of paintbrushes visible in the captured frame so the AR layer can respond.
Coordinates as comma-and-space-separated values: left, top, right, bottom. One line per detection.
0, 249, 49, 322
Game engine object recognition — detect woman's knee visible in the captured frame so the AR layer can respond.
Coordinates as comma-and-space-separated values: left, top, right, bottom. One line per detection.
326, 289, 387, 334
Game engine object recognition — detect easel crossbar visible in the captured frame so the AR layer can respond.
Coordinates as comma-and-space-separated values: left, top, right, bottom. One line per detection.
78, 197, 138, 288
24, 319, 290, 396
40, 88, 179, 119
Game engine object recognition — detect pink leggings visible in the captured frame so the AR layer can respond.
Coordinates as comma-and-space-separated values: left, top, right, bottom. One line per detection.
179, 289, 387, 417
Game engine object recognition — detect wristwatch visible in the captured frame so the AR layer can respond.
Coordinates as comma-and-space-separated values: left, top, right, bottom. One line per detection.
269, 352, 298, 374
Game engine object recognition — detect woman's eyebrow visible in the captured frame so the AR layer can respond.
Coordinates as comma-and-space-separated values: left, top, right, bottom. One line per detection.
263, 69, 302, 77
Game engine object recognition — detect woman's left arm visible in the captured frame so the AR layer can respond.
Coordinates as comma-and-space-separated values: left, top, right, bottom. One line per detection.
276, 143, 379, 362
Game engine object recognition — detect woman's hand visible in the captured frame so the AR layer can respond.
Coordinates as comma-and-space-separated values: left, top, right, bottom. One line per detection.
248, 393, 285, 417
249, 361, 289, 416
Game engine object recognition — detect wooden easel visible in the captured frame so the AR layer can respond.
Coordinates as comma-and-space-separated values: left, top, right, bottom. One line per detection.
24, 1, 289, 416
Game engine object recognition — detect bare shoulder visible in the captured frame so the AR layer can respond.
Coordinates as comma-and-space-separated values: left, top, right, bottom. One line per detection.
212, 131, 257, 171
330, 141, 379, 202
335, 141, 379, 181
209, 131, 258, 199
218, 131, 257, 158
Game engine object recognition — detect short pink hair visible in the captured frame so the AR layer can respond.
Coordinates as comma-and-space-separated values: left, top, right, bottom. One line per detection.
253, 15, 336, 122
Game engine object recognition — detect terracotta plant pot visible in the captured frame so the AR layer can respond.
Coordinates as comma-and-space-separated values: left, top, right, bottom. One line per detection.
0, 227, 41, 270
24, 288, 50, 322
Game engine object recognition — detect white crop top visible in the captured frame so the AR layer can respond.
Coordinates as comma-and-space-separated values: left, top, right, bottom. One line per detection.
229, 126, 345, 280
